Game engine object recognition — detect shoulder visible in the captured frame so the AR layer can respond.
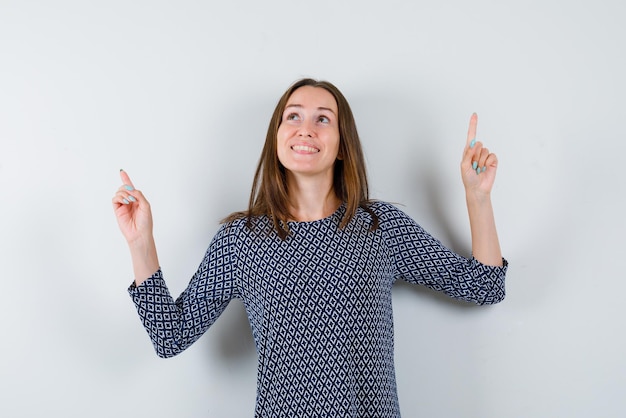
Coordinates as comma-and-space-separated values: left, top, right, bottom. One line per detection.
217, 214, 273, 242
360, 200, 427, 238
347, 200, 417, 234
362, 200, 412, 222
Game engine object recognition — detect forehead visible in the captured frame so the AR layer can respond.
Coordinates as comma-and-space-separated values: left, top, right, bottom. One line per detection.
286, 86, 338, 112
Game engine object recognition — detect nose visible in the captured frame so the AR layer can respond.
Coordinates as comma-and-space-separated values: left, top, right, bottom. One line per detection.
298, 119, 314, 137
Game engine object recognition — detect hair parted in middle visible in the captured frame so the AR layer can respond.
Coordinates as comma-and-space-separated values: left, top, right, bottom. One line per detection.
224, 78, 378, 239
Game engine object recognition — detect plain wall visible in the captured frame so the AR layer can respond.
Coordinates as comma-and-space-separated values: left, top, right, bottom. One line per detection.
1, 0, 624, 416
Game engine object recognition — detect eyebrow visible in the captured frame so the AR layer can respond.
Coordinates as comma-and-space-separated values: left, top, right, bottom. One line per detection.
284, 104, 337, 116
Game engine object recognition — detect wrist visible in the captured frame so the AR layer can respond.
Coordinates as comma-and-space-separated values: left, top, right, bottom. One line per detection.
465, 189, 492, 206
127, 232, 155, 249
127, 235, 160, 284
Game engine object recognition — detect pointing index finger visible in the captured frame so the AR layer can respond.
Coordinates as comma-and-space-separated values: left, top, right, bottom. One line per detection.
119, 169, 135, 189
466, 113, 478, 148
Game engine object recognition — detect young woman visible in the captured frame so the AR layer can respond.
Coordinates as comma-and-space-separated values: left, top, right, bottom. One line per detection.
112, 78, 507, 417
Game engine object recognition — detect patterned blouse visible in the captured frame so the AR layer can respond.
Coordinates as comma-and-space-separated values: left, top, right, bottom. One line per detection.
129, 201, 507, 417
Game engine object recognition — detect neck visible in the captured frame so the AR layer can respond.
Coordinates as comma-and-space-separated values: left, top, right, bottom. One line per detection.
286, 173, 341, 222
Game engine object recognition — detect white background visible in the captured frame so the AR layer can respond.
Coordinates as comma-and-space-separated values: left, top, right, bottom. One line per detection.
1, 0, 624, 416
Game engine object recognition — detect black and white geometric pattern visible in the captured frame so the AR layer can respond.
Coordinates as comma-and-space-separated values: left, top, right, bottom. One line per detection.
129, 201, 507, 417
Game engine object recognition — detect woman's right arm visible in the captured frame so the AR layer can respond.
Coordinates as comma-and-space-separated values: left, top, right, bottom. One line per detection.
112, 169, 160, 286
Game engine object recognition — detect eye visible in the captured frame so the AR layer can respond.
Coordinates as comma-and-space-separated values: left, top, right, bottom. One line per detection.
285, 112, 300, 121
317, 115, 330, 124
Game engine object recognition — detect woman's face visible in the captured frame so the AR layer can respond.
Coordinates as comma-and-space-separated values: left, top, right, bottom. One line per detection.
276, 86, 340, 180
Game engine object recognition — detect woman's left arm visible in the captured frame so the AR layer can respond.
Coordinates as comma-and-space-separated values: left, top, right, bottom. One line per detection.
461, 113, 503, 267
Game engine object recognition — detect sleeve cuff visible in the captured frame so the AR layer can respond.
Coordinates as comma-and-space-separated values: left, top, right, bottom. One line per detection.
471, 256, 508, 271
127, 268, 163, 293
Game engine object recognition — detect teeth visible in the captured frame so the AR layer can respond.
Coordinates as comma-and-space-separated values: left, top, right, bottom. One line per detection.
292, 145, 319, 153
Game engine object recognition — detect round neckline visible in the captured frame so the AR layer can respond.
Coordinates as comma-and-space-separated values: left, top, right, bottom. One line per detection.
286, 202, 346, 226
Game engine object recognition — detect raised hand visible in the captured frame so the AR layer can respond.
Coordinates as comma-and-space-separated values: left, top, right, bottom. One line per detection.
112, 170, 159, 283
460, 113, 498, 196
459, 114, 503, 266
112, 170, 154, 243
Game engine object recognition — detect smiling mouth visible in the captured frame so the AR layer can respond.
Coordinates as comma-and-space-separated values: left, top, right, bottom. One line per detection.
291, 145, 320, 153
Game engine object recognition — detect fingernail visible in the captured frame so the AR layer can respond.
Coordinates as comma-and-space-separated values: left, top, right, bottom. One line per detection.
120, 168, 124, 172
124, 184, 134, 191
482, 166, 487, 172
472, 161, 478, 170
476, 167, 481, 175
128, 196, 136, 202
470, 138, 476, 148
122, 198, 129, 204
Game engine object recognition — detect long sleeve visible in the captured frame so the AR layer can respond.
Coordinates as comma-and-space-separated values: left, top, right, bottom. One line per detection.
376, 202, 507, 305
128, 223, 241, 357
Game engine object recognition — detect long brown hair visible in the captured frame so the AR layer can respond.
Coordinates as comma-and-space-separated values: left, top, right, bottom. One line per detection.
224, 78, 378, 239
